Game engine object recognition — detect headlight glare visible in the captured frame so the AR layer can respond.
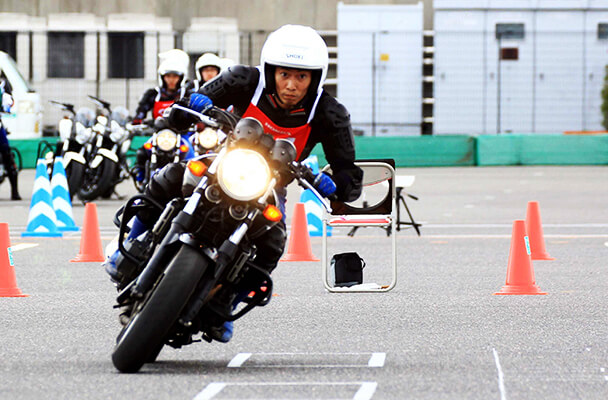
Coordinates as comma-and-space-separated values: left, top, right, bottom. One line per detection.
217, 149, 271, 201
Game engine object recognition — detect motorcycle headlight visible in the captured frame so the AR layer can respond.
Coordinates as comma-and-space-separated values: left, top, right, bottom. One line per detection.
217, 149, 271, 201
198, 127, 219, 149
156, 129, 178, 151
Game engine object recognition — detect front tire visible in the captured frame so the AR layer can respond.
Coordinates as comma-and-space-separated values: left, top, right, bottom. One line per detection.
78, 157, 116, 201
111, 245, 208, 373
65, 162, 85, 200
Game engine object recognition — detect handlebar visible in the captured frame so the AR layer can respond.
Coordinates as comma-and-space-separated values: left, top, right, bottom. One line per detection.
49, 100, 76, 116
171, 104, 221, 128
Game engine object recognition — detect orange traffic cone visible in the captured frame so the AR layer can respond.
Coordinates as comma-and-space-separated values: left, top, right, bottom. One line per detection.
70, 203, 105, 262
495, 220, 547, 295
525, 201, 555, 261
0, 223, 28, 297
281, 203, 319, 262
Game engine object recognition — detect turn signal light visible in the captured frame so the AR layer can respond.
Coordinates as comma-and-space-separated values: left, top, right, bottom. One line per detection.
143, 142, 153, 150
179, 144, 190, 153
187, 160, 207, 177
263, 205, 282, 222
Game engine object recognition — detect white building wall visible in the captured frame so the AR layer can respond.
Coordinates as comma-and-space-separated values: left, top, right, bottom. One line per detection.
434, 0, 608, 134
338, 3, 423, 136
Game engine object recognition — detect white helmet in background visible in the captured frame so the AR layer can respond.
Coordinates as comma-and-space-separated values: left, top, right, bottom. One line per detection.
220, 57, 235, 71
260, 24, 328, 97
195, 53, 222, 81
157, 49, 190, 88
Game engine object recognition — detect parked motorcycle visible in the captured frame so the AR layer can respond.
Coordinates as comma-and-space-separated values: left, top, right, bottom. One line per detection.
78, 96, 134, 201
49, 100, 95, 199
109, 105, 332, 373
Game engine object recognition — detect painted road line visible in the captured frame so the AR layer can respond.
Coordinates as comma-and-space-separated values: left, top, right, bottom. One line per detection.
192, 382, 226, 400
9, 243, 39, 252
193, 382, 377, 400
227, 352, 252, 368
368, 352, 386, 367
229, 352, 385, 368
492, 348, 507, 400
354, 382, 378, 400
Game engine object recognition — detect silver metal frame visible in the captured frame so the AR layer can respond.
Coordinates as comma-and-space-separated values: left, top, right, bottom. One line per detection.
321, 161, 397, 293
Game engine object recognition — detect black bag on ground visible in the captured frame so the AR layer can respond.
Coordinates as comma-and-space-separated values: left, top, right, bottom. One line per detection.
330, 252, 366, 287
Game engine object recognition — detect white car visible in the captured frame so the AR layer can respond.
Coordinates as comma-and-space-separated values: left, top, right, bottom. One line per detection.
0, 51, 42, 138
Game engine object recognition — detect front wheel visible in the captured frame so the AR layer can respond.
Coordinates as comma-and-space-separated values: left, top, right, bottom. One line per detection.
111, 245, 208, 373
65, 162, 85, 200
78, 157, 116, 201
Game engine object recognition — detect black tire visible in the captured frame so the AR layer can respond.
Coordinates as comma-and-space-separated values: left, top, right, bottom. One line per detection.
111, 245, 208, 373
65, 162, 85, 201
78, 157, 116, 201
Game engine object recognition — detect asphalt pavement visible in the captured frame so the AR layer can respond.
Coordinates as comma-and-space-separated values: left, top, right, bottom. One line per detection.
0, 165, 606, 399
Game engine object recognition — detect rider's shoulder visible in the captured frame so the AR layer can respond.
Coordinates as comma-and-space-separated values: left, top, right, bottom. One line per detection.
220, 65, 259, 85
315, 92, 351, 129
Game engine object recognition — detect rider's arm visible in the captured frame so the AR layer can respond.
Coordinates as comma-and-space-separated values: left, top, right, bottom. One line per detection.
134, 88, 158, 120
308, 94, 363, 203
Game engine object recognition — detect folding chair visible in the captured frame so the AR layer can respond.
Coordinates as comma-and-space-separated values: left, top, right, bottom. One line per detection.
321, 160, 397, 293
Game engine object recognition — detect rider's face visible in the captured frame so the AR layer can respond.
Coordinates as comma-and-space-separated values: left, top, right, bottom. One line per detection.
163, 73, 180, 90
200, 66, 220, 83
274, 67, 311, 109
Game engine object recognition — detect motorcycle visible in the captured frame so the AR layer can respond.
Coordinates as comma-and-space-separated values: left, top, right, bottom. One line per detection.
190, 121, 226, 157
49, 101, 95, 199
110, 105, 332, 373
131, 118, 193, 193
78, 96, 134, 200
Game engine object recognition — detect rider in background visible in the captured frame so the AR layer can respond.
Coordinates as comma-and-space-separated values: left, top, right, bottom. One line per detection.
132, 49, 192, 182
0, 77, 21, 200
186, 53, 222, 95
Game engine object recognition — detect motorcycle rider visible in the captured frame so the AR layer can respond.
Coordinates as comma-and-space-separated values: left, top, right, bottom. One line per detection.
0, 78, 21, 200
105, 25, 362, 342
185, 53, 222, 94
132, 49, 192, 182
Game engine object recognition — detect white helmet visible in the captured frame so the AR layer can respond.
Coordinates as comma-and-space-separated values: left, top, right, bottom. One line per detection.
157, 49, 190, 88
260, 25, 328, 96
220, 57, 235, 71
195, 53, 222, 81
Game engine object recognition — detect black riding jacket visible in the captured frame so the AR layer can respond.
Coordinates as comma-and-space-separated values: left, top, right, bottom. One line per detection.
135, 86, 186, 120
179, 65, 362, 202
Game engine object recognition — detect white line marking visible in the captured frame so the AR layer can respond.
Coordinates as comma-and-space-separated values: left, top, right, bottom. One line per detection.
192, 382, 226, 400
368, 352, 386, 367
9, 243, 39, 252
227, 352, 252, 368
493, 348, 507, 400
353, 382, 378, 400
193, 382, 377, 400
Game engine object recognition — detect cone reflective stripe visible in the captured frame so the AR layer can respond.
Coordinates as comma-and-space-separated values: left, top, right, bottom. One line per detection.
495, 220, 547, 295
281, 202, 319, 262
51, 156, 79, 232
22, 159, 62, 237
525, 201, 554, 261
70, 203, 105, 262
0, 223, 28, 297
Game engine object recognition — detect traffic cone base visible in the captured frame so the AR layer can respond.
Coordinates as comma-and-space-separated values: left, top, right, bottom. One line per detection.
0, 223, 28, 297
525, 201, 554, 261
494, 220, 547, 296
281, 202, 319, 262
70, 203, 104, 263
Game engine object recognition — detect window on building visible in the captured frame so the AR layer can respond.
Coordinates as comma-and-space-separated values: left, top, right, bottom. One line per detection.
108, 32, 144, 79
0, 32, 17, 61
496, 23, 525, 40
47, 32, 85, 78
599, 23, 608, 40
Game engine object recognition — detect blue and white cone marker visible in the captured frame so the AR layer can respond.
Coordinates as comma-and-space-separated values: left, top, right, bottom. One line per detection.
300, 189, 332, 237
22, 159, 63, 237
300, 155, 332, 237
51, 156, 79, 231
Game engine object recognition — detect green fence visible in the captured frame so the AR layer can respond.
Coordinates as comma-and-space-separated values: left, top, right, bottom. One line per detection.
10, 134, 608, 169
